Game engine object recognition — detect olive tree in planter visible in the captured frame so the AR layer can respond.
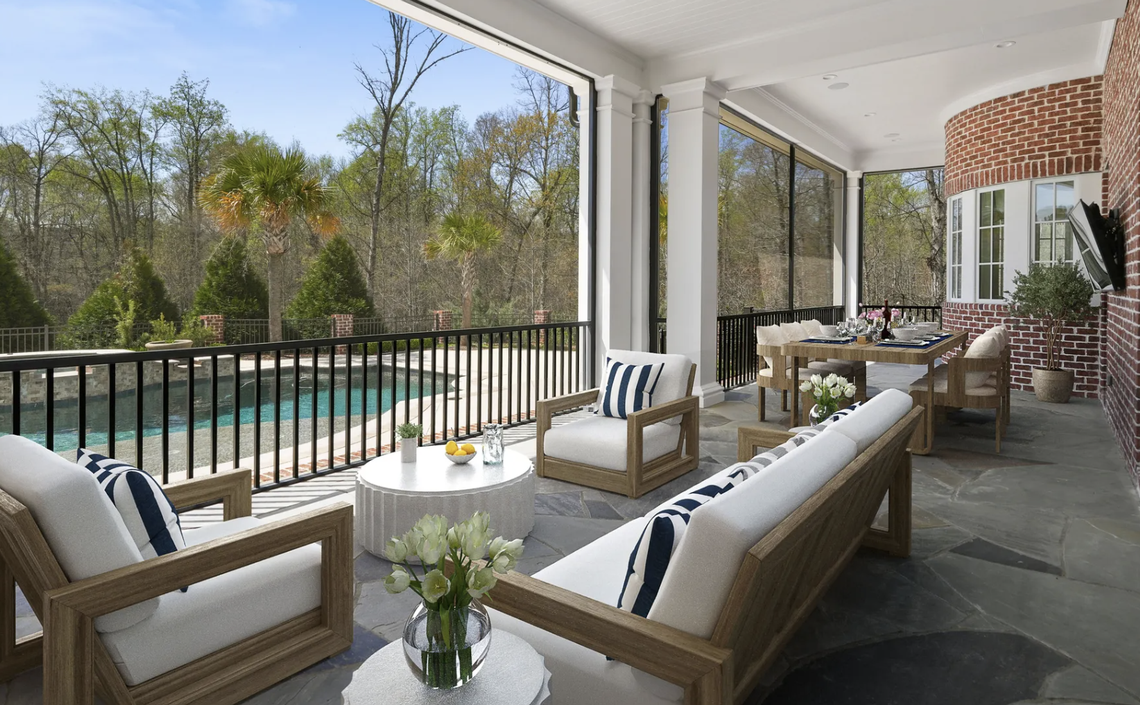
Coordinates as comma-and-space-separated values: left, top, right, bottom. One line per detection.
1007, 262, 1095, 403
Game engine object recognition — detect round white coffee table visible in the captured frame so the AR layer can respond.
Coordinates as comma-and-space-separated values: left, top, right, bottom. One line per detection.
342, 630, 550, 705
356, 445, 535, 555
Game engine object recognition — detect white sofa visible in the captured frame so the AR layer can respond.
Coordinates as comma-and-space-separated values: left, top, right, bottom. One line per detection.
492, 389, 917, 704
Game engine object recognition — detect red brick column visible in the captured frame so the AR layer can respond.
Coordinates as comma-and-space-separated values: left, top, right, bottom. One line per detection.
198, 314, 224, 344
331, 314, 354, 353
433, 310, 452, 331
534, 310, 551, 347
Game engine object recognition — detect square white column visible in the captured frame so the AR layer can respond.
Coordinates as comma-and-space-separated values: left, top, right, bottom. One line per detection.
845, 171, 862, 318
629, 91, 655, 352
662, 78, 726, 407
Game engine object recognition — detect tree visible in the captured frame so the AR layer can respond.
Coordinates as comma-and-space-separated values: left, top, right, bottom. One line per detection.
191, 237, 268, 319
423, 212, 502, 330
0, 239, 50, 328
286, 236, 374, 319
1007, 262, 1094, 371
66, 247, 177, 347
199, 144, 338, 341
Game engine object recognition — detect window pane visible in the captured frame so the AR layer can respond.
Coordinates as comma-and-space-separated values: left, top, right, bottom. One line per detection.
992, 190, 1005, 225
1036, 183, 1054, 222
1058, 222, 1073, 261
980, 192, 992, 227
979, 265, 991, 299
980, 229, 992, 264
793, 159, 841, 308
994, 227, 1003, 261
1056, 181, 1075, 219
992, 267, 1003, 300
1036, 223, 1053, 262
862, 169, 945, 306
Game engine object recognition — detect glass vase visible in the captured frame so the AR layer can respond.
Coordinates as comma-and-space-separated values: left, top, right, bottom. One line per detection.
402, 599, 492, 689
483, 424, 504, 464
809, 403, 838, 427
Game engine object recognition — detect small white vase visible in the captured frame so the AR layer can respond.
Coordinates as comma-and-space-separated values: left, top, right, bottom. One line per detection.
400, 439, 418, 462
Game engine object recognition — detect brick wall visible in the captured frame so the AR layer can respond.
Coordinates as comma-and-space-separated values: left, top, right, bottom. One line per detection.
945, 77, 1104, 197
1101, 0, 1140, 487
942, 302, 1103, 398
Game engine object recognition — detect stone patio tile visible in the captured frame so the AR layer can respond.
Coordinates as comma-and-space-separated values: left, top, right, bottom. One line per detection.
909, 524, 974, 559
534, 491, 586, 516
1046, 664, 1140, 704
354, 580, 420, 638
950, 538, 1062, 575
585, 499, 623, 520
929, 552, 1140, 697
1063, 518, 1140, 593
918, 492, 1067, 564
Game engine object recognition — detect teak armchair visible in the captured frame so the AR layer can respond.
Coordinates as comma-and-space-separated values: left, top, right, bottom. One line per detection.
0, 466, 354, 705
536, 352, 699, 498
908, 345, 1010, 452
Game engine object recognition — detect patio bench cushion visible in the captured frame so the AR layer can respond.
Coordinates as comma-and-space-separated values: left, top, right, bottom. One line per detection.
99, 515, 323, 686
0, 435, 160, 634
823, 388, 914, 453
543, 415, 682, 472
603, 349, 693, 426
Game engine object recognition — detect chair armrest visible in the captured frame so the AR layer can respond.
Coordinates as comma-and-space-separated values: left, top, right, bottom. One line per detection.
537, 388, 599, 418
737, 426, 795, 462
165, 468, 253, 520
946, 356, 1003, 400
489, 569, 731, 693
627, 395, 698, 429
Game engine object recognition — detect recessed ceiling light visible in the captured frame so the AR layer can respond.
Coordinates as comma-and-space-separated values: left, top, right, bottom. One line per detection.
891, 138, 903, 142
828, 82, 849, 91
884, 132, 900, 138
995, 40, 1016, 48
822, 74, 838, 80
864, 112, 877, 117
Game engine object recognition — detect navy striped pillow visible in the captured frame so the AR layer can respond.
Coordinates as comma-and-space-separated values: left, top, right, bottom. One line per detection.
599, 358, 664, 419
77, 449, 187, 566
617, 466, 752, 618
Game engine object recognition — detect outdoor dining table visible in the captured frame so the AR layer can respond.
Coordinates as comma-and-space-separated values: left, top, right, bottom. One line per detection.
782, 329, 968, 455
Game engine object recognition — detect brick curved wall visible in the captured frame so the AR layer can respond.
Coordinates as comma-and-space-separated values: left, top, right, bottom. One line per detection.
942, 302, 1103, 398
944, 77, 1104, 197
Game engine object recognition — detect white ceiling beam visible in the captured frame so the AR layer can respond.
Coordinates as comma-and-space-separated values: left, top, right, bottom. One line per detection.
368, 0, 647, 91
649, 0, 1126, 91
724, 89, 856, 170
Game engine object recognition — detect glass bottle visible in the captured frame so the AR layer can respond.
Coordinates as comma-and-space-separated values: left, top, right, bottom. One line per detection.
881, 299, 892, 340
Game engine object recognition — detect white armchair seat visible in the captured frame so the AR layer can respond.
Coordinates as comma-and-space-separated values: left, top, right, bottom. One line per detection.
100, 516, 323, 685
758, 366, 815, 379
543, 416, 682, 473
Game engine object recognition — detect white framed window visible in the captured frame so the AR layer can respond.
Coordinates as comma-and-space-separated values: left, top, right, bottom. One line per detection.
1033, 180, 1076, 264
949, 196, 963, 299
978, 188, 1005, 300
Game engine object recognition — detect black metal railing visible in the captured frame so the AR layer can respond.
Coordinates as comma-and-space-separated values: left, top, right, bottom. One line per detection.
857, 303, 943, 326
0, 321, 592, 494
716, 306, 845, 390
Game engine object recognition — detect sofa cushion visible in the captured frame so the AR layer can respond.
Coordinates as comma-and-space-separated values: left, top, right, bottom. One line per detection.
599, 358, 665, 419
618, 467, 752, 618
755, 324, 787, 370
544, 416, 682, 473
0, 435, 159, 633
490, 519, 684, 704
824, 388, 914, 453
648, 429, 858, 638
604, 350, 693, 427
964, 332, 1001, 388
77, 449, 186, 561
99, 516, 322, 685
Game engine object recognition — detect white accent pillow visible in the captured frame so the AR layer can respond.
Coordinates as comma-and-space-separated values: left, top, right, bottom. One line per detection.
756, 324, 787, 370
779, 321, 809, 343
964, 331, 1000, 388
800, 319, 824, 337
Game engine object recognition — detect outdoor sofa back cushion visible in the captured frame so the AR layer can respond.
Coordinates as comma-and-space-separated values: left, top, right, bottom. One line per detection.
78, 448, 186, 561
964, 331, 1001, 388
755, 324, 787, 370
0, 435, 160, 633
647, 429, 857, 639
598, 358, 665, 419
824, 388, 913, 454
604, 349, 693, 426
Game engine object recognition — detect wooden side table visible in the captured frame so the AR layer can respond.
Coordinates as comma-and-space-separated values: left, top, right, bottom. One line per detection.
342, 630, 551, 705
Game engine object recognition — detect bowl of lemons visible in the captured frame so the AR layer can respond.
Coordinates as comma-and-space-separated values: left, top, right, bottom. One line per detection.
444, 441, 478, 464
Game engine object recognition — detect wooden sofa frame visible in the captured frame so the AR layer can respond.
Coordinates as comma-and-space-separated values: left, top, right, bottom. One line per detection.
535, 364, 700, 498
493, 406, 922, 705
0, 468, 354, 705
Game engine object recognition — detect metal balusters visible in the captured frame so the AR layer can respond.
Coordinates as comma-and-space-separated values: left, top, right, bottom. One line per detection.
344, 345, 352, 464
293, 350, 301, 479
311, 347, 319, 474
273, 349, 282, 485
186, 358, 195, 480
78, 365, 87, 450
388, 344, 397, 452
475, 333, 482, 432
44, 369, 54, 451
107, 364, 116, 457
253, 354, 262, 488
161, 360, 170, 482
210, 355, 218, 473
327, 346, 335, 470
360, 343, 368, 463
136, 360, 144, 469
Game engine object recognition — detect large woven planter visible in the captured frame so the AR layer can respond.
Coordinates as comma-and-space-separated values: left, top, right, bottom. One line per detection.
1032, 368, 1074, 403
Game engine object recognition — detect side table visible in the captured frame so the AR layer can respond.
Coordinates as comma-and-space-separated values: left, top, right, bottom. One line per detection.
342, 630, 550, 705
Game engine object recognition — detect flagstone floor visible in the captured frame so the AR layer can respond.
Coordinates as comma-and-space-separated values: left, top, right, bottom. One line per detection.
4, 363, 1139, 704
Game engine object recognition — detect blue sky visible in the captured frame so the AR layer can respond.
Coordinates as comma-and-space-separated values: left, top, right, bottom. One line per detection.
0, 0, 525, 157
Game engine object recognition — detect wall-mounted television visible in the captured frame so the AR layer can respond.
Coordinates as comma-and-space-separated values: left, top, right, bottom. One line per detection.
1068, 200, 1125, 292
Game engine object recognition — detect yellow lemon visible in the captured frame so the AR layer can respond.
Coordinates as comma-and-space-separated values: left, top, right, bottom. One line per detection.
461, 443, 476, 454
445, 441, 459, 454
452, 449, 467, 456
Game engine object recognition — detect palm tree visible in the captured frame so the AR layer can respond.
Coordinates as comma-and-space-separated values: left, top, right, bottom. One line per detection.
199, 145, 338, 341
423, 212, 502, 330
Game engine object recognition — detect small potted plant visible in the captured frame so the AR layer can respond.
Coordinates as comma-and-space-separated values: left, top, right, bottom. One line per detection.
143, 314, 193, 351
1007, 262, 1095, 403
800, 373, 856, 426
396, 423, 422, 462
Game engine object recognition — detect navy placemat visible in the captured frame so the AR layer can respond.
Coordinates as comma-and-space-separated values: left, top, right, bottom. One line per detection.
876, 333, 951, 349
801, 337, 855, 345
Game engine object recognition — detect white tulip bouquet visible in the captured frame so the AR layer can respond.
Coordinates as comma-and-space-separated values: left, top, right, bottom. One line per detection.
800, 373, 856, 422
384, 512, 523, 688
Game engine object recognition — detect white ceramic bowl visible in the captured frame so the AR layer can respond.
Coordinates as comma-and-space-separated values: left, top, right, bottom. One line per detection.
820, 325, 838, 337
445, 452, 476, 464
892, 327, 919, 341
915, 321, 939, 333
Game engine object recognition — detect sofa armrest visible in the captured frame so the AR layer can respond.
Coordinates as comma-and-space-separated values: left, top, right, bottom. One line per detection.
737, 426, 795, 462
165, 468, 253, 520
490, 569, 732, 700
43, 503, 354, 703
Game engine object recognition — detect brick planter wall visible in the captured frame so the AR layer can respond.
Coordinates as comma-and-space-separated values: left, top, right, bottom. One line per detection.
199, 314, 224, 344
941, 302, 1103, 398
944, 77, 1104, 197
1101, 0, 1140, 487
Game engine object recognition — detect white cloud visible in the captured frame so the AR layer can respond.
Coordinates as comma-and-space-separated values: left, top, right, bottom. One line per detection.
226, 0, 296, 28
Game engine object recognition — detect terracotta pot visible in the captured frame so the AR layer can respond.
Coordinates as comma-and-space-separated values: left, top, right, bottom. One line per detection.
1032, 368, 1074, 403
144, 340, 193, 351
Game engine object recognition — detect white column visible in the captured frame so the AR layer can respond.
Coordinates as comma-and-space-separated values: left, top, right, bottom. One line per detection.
629, 91, 654, 352
662, 78, 726, 407
845, 171, 862, 319
594, 76, 639, 370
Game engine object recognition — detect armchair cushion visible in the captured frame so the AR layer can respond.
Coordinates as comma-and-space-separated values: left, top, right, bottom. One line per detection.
0, 435, 159, 634
964, 332, 1001, 387
77, 449, 186, 561
544, 416, 681, 473
599, 358, 665, 419
908, 365, 996, 393
779, 321, 809, 343
99, 516, 323, 686
755, 324, 787, 370
800, 319, 824, 337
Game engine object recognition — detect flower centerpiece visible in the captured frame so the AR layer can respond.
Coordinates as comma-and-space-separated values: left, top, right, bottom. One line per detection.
384, 512, 524, 689
800, 373, 856, 426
